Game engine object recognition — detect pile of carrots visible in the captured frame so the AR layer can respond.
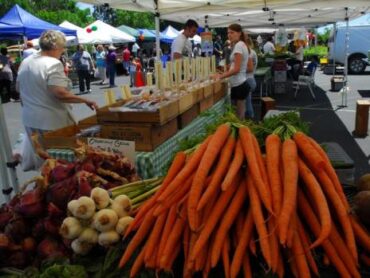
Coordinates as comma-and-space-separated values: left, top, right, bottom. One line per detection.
118, 123, 370, 277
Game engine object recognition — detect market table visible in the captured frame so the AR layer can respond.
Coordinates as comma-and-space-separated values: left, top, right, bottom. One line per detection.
47, 97, 228, 179
254, 67, 272, 98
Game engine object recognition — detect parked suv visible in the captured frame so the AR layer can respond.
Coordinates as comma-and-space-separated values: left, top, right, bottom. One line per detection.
328, 25, 370, 74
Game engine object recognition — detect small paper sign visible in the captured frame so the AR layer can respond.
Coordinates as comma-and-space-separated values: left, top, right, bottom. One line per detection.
87, 138, 135, 163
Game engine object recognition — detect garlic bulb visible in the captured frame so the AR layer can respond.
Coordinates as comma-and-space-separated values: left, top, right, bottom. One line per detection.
93, 209, 118, 232
98, 230, 120, 246
111, 195, 132, 218
78, 227, 98, 244
115, 216, 134, 235
71, 239, 93, 255
90, 187, 110, 209
73, 196, 96, 220
59, 217, 83, 239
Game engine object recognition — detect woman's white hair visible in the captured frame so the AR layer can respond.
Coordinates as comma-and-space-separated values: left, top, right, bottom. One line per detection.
39, 30, 66, 51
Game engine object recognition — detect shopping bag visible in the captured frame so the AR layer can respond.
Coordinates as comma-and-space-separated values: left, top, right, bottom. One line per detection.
19, 133, 44, 171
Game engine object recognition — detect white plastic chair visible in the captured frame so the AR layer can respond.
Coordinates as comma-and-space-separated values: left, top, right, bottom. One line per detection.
292, 66, 317, 100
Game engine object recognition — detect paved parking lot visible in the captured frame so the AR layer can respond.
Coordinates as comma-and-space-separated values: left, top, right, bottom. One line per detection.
1, 68, 370, 203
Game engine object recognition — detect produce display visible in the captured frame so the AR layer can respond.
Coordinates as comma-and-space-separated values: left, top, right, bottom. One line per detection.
119, 115, 370, 277
0, 146, 160, 269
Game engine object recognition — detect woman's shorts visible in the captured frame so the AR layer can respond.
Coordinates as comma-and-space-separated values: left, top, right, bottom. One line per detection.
231, 81, 250, 100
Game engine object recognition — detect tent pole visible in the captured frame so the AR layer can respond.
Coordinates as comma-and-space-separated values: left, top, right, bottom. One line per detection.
154, 0, 160, 61
332, 23, 336, 77
339, 8, 349, 108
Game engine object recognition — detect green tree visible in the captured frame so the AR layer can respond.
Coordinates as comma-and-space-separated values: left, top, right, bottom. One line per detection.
317, 27, 332, 45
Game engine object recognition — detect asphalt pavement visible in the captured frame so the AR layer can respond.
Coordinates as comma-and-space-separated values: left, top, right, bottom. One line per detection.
1, 68, 370, 204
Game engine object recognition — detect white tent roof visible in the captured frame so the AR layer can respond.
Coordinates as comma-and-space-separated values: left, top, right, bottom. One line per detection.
161, 25, 180, 38
59, 20, 112, 44
80, 1, 370, 28
85, 20, 135, 43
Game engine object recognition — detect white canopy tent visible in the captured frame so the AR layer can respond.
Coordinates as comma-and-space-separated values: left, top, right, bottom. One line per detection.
60, 20, 112, 44
85, 20, 136, 44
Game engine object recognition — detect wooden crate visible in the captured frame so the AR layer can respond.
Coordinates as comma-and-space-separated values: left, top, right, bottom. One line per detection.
97, 99, 179, 125
191, 87, 204, 103
203, 83, 213, 98
199, 95, 214, 113
213, 81, 227, 103
78, 115, 98, 129
178, 92, 194, 114
101, 118, 178, 152
42, 125, 88, 149
177, 104, 200, 129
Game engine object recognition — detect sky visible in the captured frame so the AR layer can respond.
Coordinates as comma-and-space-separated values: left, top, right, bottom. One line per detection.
76, 2, 94, 12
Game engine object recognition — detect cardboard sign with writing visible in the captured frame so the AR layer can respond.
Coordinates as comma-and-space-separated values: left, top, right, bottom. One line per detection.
87, 138, 135, 163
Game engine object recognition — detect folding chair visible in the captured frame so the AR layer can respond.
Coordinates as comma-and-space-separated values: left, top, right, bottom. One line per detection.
292, 66, 317, 100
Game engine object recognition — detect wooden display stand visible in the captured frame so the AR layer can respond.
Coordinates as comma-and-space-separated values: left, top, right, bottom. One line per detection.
353, 100, 370, 137
261, 97, 276, 118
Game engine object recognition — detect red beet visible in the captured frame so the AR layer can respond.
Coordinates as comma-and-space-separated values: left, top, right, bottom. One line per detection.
46, 176, 78, 210
75, 160, 96, 173
4, 215, 28, 242
22, 237, 36, 253
50, 163, 75, 183
78, 177, 92, 196
14, 186, 45, 218
47, 202, 64, 217
37, 237, 67, 259
43, 217, 62, 236
32, 220, 45, 239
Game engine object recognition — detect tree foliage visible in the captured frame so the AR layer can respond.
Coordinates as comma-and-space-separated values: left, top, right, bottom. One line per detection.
0, 0, 93, 27
317, 27, 332, 44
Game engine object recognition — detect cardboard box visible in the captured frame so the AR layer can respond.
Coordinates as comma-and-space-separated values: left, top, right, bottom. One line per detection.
178, 104, 200, 129
331, 76, 344, 92
101, 118, 178, 152
97, 99, 179, 125
199, 95, 214, 113
178, 92, 194, 114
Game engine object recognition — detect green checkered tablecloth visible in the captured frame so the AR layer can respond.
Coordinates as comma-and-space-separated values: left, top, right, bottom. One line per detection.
136, 97, 228, 178
47, 97, 228, 179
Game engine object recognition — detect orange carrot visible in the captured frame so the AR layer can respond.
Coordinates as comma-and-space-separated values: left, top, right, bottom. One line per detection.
222, 235, 231, 278
190, 173, 240, 261
197, 134, 236, 211
298, 158, 331, 248
203, 245, 212, 278
230, 209, 254, 278
221, 139, 244, 191
360, 253, 370, 267
279, 139, 299, 246
211, 175, 248, 267
286, 213, 297, 249
247, 174, 272, 268
242, 254, 252, 278
265, 134, 283, 214
129, 248, 145, 278
157, 136, 212, 203
308, 137, 350, 210
159, 203, 187, 268
297, 190, 354, 278
296, 217, 319, 276
249, 235, 257, 257
267, 217, 280, 273
313, 169, 357, 263
291, 232, 311, 278
119, 212, 156, 268
188, 123, 231, 230
126, 152, 187, 236
276, 251, 285, 278
163, 244, 181, 272
239, 126, 273, 212
350, 216, 370, 253
252, 133, 269, 186
156, 206, 177, 267
144, 209, 168, 262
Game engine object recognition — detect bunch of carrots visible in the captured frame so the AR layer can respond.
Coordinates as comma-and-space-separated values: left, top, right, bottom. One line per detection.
118, 122, 370, 277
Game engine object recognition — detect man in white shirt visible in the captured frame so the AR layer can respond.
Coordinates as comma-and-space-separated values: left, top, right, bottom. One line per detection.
171, 19, 198, 60
22, 41, 38, 60
132, 43, 140, 57
263, 36, 275, 55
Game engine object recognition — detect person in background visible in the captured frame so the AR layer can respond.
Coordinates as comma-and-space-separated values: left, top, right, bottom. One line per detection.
212, 24, 249, 120
245, 35, 258, 119
303, 55, 319, 76
95, 45, 107, 85
192, 43, 202, 58
295, 40, 304, 63
222, 40, 232, 69
17, 30, 97, 167
0, 47, 13, 103
129, 56, 136, 87
171, 19, 199, 60
263, 36, 275, 55
106, 45, 117, 88
72, 45, 94, 94
122, 46, 131, 75
22, 41, 38, 60
214, 35, 223, 65
132, 42, 140, 58
59, 52, 69, 76
91, 44, 97, 60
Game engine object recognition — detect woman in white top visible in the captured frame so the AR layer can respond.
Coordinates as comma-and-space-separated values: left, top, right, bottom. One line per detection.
212, 24, 249, 119
17, 30, 98, 165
